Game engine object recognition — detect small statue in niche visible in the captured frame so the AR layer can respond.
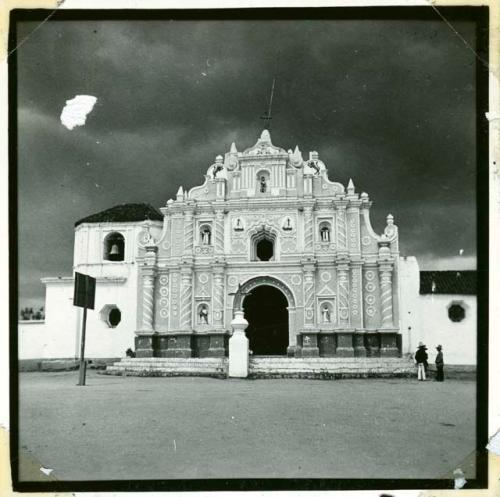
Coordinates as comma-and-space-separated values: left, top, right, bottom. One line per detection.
283, 218, 292, 231
199, 305, 209, 324
321, 226, 330, 242
260, 176, 267, 193
201, 227, 211, 245
321, 304, 331, 323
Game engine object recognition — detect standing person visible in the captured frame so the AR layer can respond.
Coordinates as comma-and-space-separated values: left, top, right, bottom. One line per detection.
435, 345, 444, 382
415, 342, 428, 381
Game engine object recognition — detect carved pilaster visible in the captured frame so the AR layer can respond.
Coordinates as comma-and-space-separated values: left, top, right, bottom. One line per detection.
183, 207, 195, 255
378, 263, 394, 329
350, 261, 363, 329
337, 261, 350, 328
179, 266, 193, 331
214, 209, 225, 255
303, 205, 314, 254
212, 263, 225, 328
336, 201, 348, 255
302, 261, 316, 328
140, 245, 158, 332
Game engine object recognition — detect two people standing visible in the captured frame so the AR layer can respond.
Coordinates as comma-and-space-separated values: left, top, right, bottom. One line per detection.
415, 342, 444, 381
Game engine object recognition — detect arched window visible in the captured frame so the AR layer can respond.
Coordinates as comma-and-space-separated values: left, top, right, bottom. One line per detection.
200, 225, 212, 245
319, 221, 331, 243
251, 230, 276, 261
103, 232, 125, 261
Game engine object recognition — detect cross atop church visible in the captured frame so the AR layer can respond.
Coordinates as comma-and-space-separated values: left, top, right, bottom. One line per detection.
260, 78, 276, 130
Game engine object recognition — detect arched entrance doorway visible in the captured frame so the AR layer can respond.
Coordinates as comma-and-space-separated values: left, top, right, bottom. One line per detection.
243, 285, 288, 355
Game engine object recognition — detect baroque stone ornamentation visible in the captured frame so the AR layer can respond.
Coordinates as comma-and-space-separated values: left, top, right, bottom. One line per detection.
361, 235, 372, 247
133, 129, 401, 358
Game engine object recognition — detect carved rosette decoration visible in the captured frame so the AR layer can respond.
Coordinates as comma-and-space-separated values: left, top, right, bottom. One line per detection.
379, 264, 394, 329
337, 263, 350, 326
363, 269, 377, 319
194, 245, 214, 255
314, 242, 336, 252
158, 274, 169, 320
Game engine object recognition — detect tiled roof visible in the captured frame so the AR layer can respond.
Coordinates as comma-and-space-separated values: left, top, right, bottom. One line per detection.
419, 271, 476, 295
75, 203, 163, 227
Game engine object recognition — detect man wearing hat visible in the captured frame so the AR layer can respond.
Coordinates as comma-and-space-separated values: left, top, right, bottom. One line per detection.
435, 345, 444, 382
415, 342, 428, 381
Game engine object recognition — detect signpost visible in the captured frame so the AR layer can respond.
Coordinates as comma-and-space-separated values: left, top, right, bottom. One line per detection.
73, 272, 96, 386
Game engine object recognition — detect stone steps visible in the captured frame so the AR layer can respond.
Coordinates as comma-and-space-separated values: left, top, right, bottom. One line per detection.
102, 357, 228, 377
248, 357, 414, 378
102, 356, 415, 379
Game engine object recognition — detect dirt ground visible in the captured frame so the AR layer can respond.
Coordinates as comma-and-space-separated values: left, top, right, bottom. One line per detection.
17, 371, 476, 481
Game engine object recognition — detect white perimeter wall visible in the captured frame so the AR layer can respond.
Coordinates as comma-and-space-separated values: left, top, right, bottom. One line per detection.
418, 294, 477, 366
398, 257, 477, 365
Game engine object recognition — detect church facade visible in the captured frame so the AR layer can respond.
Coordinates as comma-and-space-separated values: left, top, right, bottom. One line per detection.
129, 129, 402, 359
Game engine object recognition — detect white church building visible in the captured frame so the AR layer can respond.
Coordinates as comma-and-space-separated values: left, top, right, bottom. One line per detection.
19, 130, 477, 371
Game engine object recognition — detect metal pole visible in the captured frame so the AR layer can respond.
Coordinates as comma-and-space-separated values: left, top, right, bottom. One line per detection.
77, 306, 87, 385
77, 277, 88, 386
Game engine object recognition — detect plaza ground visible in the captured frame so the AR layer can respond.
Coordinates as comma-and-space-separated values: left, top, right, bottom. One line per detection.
17, 371, 476, 481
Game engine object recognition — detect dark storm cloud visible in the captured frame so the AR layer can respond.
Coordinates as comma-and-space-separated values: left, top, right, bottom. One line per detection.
16, 17, 478, 306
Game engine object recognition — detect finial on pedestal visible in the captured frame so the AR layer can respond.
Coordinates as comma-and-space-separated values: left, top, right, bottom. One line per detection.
289, 145, 303, 168
260, 129, 271, 143
384, 213, 398, 239
230, 142, 238, 153
176, 186, 184, 200
347, 178, 355, 194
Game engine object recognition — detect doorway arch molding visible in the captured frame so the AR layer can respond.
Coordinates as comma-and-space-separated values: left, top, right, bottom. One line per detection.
233, 275, 296, 311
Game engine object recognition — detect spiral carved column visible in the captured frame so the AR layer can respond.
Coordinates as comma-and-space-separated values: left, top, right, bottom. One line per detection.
183, 208, 194, 255
212, 266, 225, 328
378, 264, 394, 329
337, 262, 350, 328
179, 268, 193, 330
336, 202, 347, 254
141, 272, 156, 331
303, 267, 315, 328
214, 209, 225, 255
135, 245, 158, 357
303, 205, 314, 253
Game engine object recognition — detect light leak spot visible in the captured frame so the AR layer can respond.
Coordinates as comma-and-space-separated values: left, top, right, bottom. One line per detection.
60, 95, 97, 130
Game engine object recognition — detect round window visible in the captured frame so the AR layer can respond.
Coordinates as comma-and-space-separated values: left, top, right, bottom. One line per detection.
108, 308, 121, 327
448, 304, 465, 323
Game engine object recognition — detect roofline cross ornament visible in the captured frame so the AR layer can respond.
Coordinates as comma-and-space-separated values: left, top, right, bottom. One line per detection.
259, 77, 276, 130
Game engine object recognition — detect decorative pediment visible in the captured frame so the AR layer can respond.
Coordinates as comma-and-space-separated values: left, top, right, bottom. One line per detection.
241, 129, 288, 157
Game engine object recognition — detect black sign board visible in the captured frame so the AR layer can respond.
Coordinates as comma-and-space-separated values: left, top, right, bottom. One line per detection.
73, 272, 96, 310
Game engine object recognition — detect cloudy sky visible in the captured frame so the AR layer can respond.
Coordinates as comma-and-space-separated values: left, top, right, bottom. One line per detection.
16, 13, 479, 308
